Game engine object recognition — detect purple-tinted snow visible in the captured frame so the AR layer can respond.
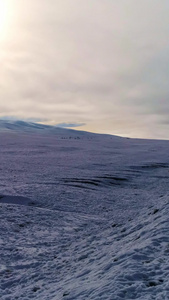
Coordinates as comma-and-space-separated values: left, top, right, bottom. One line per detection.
0, 121, 169, 299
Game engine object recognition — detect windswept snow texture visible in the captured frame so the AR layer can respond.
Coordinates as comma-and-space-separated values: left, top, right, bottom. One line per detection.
0, 122, 169, 299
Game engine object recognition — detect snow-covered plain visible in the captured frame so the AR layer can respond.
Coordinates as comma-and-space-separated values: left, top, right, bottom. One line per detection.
0, 121, 169, 299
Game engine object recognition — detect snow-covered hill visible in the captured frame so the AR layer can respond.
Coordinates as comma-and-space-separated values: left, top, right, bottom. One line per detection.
0, 120, 120, 140
0, 121, 169, 299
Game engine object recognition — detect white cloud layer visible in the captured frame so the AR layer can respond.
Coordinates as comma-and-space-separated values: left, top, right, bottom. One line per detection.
0, 0, 169, 138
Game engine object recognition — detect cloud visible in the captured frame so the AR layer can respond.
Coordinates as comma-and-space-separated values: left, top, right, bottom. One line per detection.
0, 0, 169, 138
56, 123, 85, 128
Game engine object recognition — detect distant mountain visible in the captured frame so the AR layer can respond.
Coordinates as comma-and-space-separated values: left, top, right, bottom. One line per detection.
0, 120, 122, 140
0, 119, 86, 135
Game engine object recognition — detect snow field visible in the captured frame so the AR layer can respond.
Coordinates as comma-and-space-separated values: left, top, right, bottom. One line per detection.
1, 195, 169, 299
0, 125, 169, 299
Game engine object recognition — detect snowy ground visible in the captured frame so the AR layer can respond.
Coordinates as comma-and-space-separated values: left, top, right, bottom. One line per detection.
0, 122, 169, 299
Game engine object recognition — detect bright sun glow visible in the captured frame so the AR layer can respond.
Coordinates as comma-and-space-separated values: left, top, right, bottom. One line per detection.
0, 0, 11, 40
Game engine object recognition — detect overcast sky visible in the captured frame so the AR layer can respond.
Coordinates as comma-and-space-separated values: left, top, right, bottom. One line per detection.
0, 0, 169, 138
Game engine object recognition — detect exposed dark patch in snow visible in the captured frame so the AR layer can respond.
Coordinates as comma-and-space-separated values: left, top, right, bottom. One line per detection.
0, 195, 34, 206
